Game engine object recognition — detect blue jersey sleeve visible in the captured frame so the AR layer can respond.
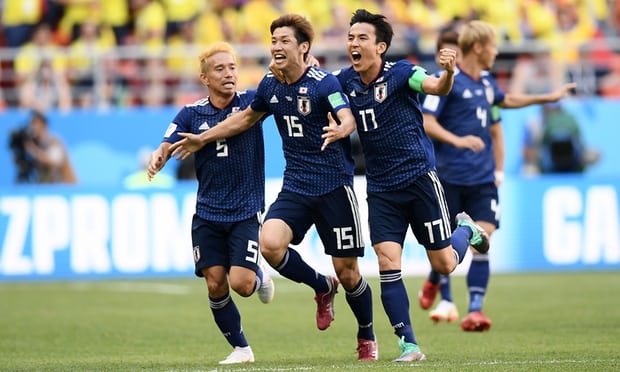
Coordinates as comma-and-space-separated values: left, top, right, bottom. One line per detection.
319, 73, 350, 113
163, 107, 191, 143
251, 75, 273, 114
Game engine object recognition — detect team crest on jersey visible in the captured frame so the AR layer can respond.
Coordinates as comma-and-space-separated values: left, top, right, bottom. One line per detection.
297, 96, 311, 115
374, 82, 387, 103
483, 79, 494, 104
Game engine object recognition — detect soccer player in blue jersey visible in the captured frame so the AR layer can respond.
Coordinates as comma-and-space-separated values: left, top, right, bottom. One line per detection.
418, 23, 576, 331
169, 14, 378, 361
333, 9, 489, 362
146, 42, 275, 365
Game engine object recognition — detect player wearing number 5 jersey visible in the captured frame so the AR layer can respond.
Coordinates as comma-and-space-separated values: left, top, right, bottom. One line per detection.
334, 9, 489, 362
147, 42, 274, 365
169, 14, 378, 361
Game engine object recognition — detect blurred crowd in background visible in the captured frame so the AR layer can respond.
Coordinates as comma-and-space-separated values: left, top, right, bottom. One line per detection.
0, 0, 619, 112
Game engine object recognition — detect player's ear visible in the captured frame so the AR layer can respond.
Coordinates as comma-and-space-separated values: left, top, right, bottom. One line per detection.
199, 72, 209, 86
376, 42, 387, 56
300, 41, 310, 55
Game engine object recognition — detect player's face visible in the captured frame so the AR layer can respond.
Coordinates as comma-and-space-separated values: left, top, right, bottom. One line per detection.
347, 22, 385, 73
202, 52, 238, 97
271, 26, 306, 71
478, 39, 498, 70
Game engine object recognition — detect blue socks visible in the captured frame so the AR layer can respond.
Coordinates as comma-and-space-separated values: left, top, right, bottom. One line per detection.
380, 270, 417, 345
209, 293, 248, 348
345, 277, 375, 341
451, 225, 473, 263
274, 248, 329, 293
467, 253, 490, 312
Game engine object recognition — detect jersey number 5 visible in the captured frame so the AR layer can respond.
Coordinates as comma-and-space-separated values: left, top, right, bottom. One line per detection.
216, 139, 228, 157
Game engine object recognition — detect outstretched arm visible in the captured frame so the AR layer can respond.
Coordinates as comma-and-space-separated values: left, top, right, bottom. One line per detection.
500, 82, 577, 109
147, 142, 172, 181
321, 108, 356, 150
170, 106, 265, 159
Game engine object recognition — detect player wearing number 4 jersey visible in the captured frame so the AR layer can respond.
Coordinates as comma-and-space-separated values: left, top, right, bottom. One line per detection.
147, 42, 274, 365
333, 9, 488, 362
419, 23, 576, 332
169, 14, 377, 361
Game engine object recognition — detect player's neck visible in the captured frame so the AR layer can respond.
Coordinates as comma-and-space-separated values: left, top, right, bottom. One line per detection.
359, 60, 382, 85
282, 62, 307, 84
210, 93, 235, 110
458, 58, 483, 80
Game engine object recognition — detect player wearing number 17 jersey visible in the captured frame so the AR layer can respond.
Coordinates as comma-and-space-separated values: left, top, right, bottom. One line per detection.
334, 9, 489, 362
169, 14, 377, 361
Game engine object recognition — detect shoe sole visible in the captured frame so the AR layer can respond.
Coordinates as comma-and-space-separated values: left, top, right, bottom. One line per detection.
461, 319, 492, 331
430, 313, 458, 323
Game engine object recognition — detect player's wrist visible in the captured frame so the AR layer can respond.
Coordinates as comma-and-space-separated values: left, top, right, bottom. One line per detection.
494, 170, 504, 184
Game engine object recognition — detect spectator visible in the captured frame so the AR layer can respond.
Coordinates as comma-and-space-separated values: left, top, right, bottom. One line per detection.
522, 102, 600, 174
159, 0, 202, 38
9, 110, 77, 184
67, 17, 115, 108
1, 0, 44, 47
14, 22, 72, 111
130, 0, 167, 51
101, 0, 132, 45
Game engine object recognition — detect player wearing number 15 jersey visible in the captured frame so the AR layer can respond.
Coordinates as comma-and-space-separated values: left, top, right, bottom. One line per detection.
334, 9, 489, 362
168, 14, 377, 361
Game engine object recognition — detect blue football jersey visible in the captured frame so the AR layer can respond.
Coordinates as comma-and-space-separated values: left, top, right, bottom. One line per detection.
421, 68, 505, 185
251, 67, 354, 196
163, 90, 265, 222
335, 60, 436, 192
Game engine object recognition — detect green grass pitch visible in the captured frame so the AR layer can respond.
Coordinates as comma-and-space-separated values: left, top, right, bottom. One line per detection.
1, 271, 619, 371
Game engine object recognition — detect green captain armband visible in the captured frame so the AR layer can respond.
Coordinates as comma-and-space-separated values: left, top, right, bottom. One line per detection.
328, 92, 346, 108
408, 67, 428, 93
491, 105, 501, 122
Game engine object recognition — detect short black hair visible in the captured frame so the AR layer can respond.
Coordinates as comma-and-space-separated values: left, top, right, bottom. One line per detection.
350, 9, 393, 57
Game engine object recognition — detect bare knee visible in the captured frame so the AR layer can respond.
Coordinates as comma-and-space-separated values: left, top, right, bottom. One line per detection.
427, 248, 457, 275
229, 277, 254, 297
431, 261, 455, 275
333, 258, 361, 290
259, 220, 292, 265
205, 276, 229, 298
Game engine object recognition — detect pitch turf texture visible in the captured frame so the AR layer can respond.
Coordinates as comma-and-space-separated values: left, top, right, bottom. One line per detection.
1, 272, 618, 371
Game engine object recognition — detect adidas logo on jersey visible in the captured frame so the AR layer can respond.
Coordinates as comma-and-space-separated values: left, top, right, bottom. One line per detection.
270, 95, 279, 103
199, 122, 210, 130
462, 89, 473, 99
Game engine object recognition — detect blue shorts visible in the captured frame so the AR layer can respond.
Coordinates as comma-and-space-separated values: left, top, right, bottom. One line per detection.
191, 213, 261, 277
441, 181, 500, 229
265, 186, 365, 258
367, 171, 452, 250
